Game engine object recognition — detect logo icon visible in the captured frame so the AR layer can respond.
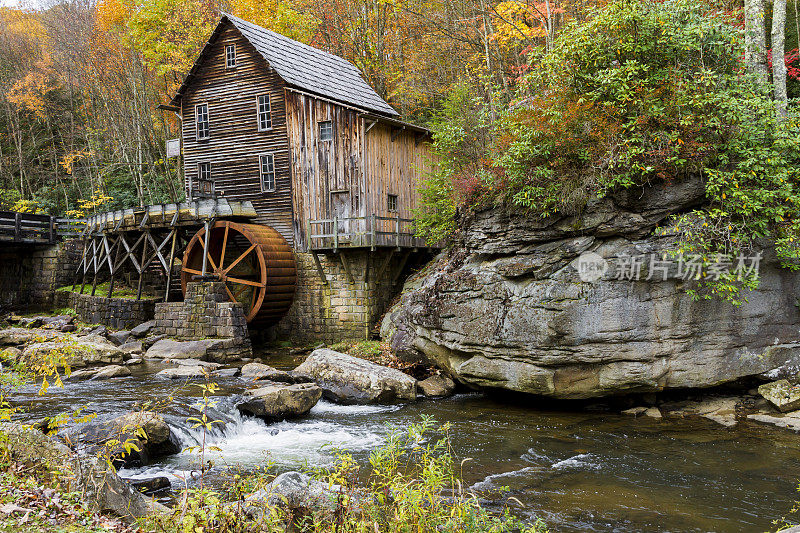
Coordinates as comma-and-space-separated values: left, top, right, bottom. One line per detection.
576, 252, 608, 283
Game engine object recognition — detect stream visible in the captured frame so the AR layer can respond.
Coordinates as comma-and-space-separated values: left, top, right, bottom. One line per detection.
11, 351, 800, 532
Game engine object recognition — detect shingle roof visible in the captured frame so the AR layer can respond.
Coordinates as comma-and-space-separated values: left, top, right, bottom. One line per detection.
216, 14, 398, 117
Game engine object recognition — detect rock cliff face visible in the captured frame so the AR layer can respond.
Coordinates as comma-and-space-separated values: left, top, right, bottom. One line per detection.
381, 177, 800, 398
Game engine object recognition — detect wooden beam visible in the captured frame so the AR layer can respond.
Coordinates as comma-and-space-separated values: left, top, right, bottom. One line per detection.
339, 251, 355, 285
311, 251, 328, 286
164, 229, 179, 302
391, 126, 405, 142
392, 250, 411, 286
376, 249, 395, 280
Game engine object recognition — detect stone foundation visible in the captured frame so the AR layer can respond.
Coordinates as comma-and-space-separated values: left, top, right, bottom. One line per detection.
269, 250, 429, 344
0, 240, 81, 311
65, 292, 157, 329
154, 282, 251, 358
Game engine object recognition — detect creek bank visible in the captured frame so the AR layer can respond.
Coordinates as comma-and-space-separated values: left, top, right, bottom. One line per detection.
382, 176, 800, 399
0, 421, 164, 519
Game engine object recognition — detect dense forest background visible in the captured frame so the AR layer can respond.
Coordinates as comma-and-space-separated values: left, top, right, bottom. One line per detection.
0, 0, 608, 214
0, 0, 799, 240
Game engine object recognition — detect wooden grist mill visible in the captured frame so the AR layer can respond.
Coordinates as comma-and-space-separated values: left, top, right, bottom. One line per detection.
73, 12, 439, 341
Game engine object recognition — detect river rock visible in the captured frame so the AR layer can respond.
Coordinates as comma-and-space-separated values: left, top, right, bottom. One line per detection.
156, 366, 210, 379
381, 185, 800, 399
92, 364, 131, 380
23, 337, 124, 368
236, 382, 322, 420
120, 340, 143, 355
418, 374, 456, 397
130, 321, 155, 338
0, 327, 60, 346
41, 315, 74, 331
294, 349, 417, 404
1, 346, 22, 358
164, 358, 221, 368
71, 412, 180, 467
241, 362, 294, 382
125, 476, 171, 496
145, 338, 219, 360
748, 411, 800, 432
108, 330, 132, 346
0, 422, 152, 517
66, 368, 99, 380
758, 380, 800, 412
621, 406, 648, 417
244, 471, 343, 518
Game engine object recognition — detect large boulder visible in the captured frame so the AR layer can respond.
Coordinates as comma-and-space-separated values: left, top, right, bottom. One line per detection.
0, 422, 153, 518
23, 337, 124, 368
294, 349, 416, 404
381, 193, 800, 399
68, 412, 180, 467
237, 382, 322, 420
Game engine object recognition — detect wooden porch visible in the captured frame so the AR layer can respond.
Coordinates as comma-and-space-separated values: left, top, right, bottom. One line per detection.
306, 213, 435, 252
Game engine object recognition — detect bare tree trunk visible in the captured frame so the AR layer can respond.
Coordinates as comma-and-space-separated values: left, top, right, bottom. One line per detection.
745, 0, 769, 86
773, 0, 788, 117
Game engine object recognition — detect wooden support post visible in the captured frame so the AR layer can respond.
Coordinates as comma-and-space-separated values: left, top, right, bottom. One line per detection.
137, 231, 148, 300
392, 250, 411, 286
91, 236, 101, 296
164, 229, 178, 302
108, 237, 122, 298
371, 213, 377, 251
339, 251, 354, 285
49, 216, 55, 243
395, 214, 401, 249
311, 251, 328, 286
201, 220, 210, 276
306, 219, 313, 252
14, 212, 20, 242
333, 217, 339, 252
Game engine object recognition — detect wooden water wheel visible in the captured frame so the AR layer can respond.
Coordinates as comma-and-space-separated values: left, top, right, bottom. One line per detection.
181, 221, 296, 324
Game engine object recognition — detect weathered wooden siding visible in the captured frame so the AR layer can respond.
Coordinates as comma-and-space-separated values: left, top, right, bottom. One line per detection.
285, 90, 435, 250
181, 22, 294, 245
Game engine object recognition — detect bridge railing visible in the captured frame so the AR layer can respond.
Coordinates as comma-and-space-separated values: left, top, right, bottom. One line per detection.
0, 211, 85, 244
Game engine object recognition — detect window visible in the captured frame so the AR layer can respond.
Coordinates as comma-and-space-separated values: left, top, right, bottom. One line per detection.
195, 103, 209, 140
257, 95, 272, 131
198, 162, 213, 195
319, 120, 333, 141
260, 153, 275, 192
226, 44, 236, 68
387, 194, 398, 212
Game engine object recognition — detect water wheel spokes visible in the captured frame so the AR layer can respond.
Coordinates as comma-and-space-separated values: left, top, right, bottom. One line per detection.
181, 220, 296, 324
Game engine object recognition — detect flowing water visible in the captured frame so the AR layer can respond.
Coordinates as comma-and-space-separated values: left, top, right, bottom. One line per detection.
11, 353, 800, 532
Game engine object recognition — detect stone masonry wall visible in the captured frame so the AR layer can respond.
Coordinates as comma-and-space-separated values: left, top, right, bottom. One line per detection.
67, 292, 157, 329
269, 250, 426, 344
154, 282, 252, 359
0, 240, 82, 312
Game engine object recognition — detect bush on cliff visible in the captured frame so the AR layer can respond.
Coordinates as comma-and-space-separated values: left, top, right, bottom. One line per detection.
418, 0, 800, 302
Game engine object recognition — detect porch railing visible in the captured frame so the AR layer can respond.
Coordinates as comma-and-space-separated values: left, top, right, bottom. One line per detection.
306, 213, 429, 251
